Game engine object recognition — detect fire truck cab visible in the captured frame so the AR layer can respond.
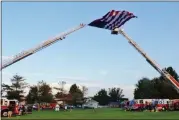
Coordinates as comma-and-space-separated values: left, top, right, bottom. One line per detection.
169, 99, 179, 111
1, 98, 19, 117
154, 99, 169, 110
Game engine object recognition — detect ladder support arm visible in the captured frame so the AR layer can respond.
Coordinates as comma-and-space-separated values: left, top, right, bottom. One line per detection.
1, 24, 86, 70
117, 28, 179, 93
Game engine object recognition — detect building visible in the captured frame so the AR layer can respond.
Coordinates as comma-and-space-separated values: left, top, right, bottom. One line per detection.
54, 94, 72, 105
83, 98, 98, 108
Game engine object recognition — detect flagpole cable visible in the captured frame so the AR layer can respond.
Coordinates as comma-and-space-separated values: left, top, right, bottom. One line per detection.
1, 24, 86, 70
118, 28, 179, 92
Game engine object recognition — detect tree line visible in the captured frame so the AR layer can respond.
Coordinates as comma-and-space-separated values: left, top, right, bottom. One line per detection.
93, 87, 127, 105
1, 75, 126, 106
2, 66, 179, 106
2, 77, 89, 105
134, 66, 179, 99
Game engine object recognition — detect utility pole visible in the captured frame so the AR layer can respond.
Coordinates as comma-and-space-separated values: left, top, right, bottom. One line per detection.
58, 81, 66, 94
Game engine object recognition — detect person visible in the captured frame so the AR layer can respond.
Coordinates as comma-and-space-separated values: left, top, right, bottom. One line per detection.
149, 102, 152, 112
93, 107, 96, 112
154, 101, 158, 112
70, 106, 73, 112
8, 105, 13, 118
64, 105, 67, 111
25, 105, 28, 113
14, 105, 19, 116
22, 105, 25, 115
152, 101, 155, 112
55, 104, 59, 111
38, 104, 40, 111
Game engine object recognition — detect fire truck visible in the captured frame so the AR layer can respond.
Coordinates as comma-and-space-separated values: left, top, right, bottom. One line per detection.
1, 98, 19, 117
169, 99, 179, 111
133, 99, 169, 111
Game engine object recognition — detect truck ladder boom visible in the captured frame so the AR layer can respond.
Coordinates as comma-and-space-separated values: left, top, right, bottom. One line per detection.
119, 29, 179, 93
1, 24, 86, 70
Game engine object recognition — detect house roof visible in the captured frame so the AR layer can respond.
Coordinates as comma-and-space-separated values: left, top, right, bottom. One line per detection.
54, 94, 72, 101
86, 99, 98, 103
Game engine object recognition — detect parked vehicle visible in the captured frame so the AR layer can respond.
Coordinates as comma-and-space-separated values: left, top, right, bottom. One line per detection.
1, 98, 19, 117
169, 99, 179, 111
32, 104, 38, 110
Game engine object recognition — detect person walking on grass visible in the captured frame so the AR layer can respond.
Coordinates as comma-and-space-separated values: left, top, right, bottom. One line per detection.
55, 104, 59, 111
70, 106, 72, 112
93, 107, 96, 112
64, 105, 67, 111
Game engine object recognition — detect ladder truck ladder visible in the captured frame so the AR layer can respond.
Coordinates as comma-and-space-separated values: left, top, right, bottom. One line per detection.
1, 24, 86, 70
118, 29, 179, 93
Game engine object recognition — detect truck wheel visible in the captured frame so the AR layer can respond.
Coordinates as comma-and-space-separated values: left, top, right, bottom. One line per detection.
2, 111, 8, 117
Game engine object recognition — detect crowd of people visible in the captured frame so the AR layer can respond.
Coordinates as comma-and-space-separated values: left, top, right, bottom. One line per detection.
54, 104, 71, 112
7, 104, 32, 118
33, 103, 73, 112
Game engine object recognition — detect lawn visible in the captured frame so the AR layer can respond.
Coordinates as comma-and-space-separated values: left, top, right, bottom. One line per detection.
2, 108, 179, 119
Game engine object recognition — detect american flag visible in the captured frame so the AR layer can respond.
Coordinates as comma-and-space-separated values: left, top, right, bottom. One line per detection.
88, 10, 137, 30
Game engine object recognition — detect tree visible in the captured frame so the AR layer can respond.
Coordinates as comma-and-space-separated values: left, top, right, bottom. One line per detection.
1, 83, 12, 96
81, 85, 88, 98
69, 84, 79, 94
165, 67, 179, 81
108, 87, 124, 102
81, 85, 88, 104
69, 84, 83, 105
55, 92, 63, 98
93, 89, 109, 105
37, 80, 53, 103
133, 66, 179, 99
134, 77, 154, 99
26, 85, 38, 104
158, 66, 179, 98
71, 92, 83, 106
4, 74, 29, 101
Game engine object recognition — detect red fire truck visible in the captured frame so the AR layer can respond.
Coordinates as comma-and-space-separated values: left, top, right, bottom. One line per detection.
133, 99, 169, 111
1, 98, 19, 117
155, 99, 169, 111
169, 99, 179, 111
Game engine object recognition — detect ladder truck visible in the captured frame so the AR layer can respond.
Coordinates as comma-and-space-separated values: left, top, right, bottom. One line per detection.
111, 28, 179, 93
1, 24, 86, 70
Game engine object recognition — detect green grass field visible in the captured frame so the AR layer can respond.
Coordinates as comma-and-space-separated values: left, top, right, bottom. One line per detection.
2, 108, 179, 119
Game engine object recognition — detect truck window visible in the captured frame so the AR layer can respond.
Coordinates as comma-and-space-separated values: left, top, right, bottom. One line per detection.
139, 100, 143, 104
9, 101, 16, 106
4, 101, 8, 106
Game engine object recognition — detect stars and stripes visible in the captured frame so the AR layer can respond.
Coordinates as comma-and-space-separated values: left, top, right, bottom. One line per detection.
88, 10, 137, 30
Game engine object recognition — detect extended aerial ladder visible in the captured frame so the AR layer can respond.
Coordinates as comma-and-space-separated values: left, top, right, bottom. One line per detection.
1, 24, 86, 70
1, 22, 179, 93
112, 28, 179, 93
